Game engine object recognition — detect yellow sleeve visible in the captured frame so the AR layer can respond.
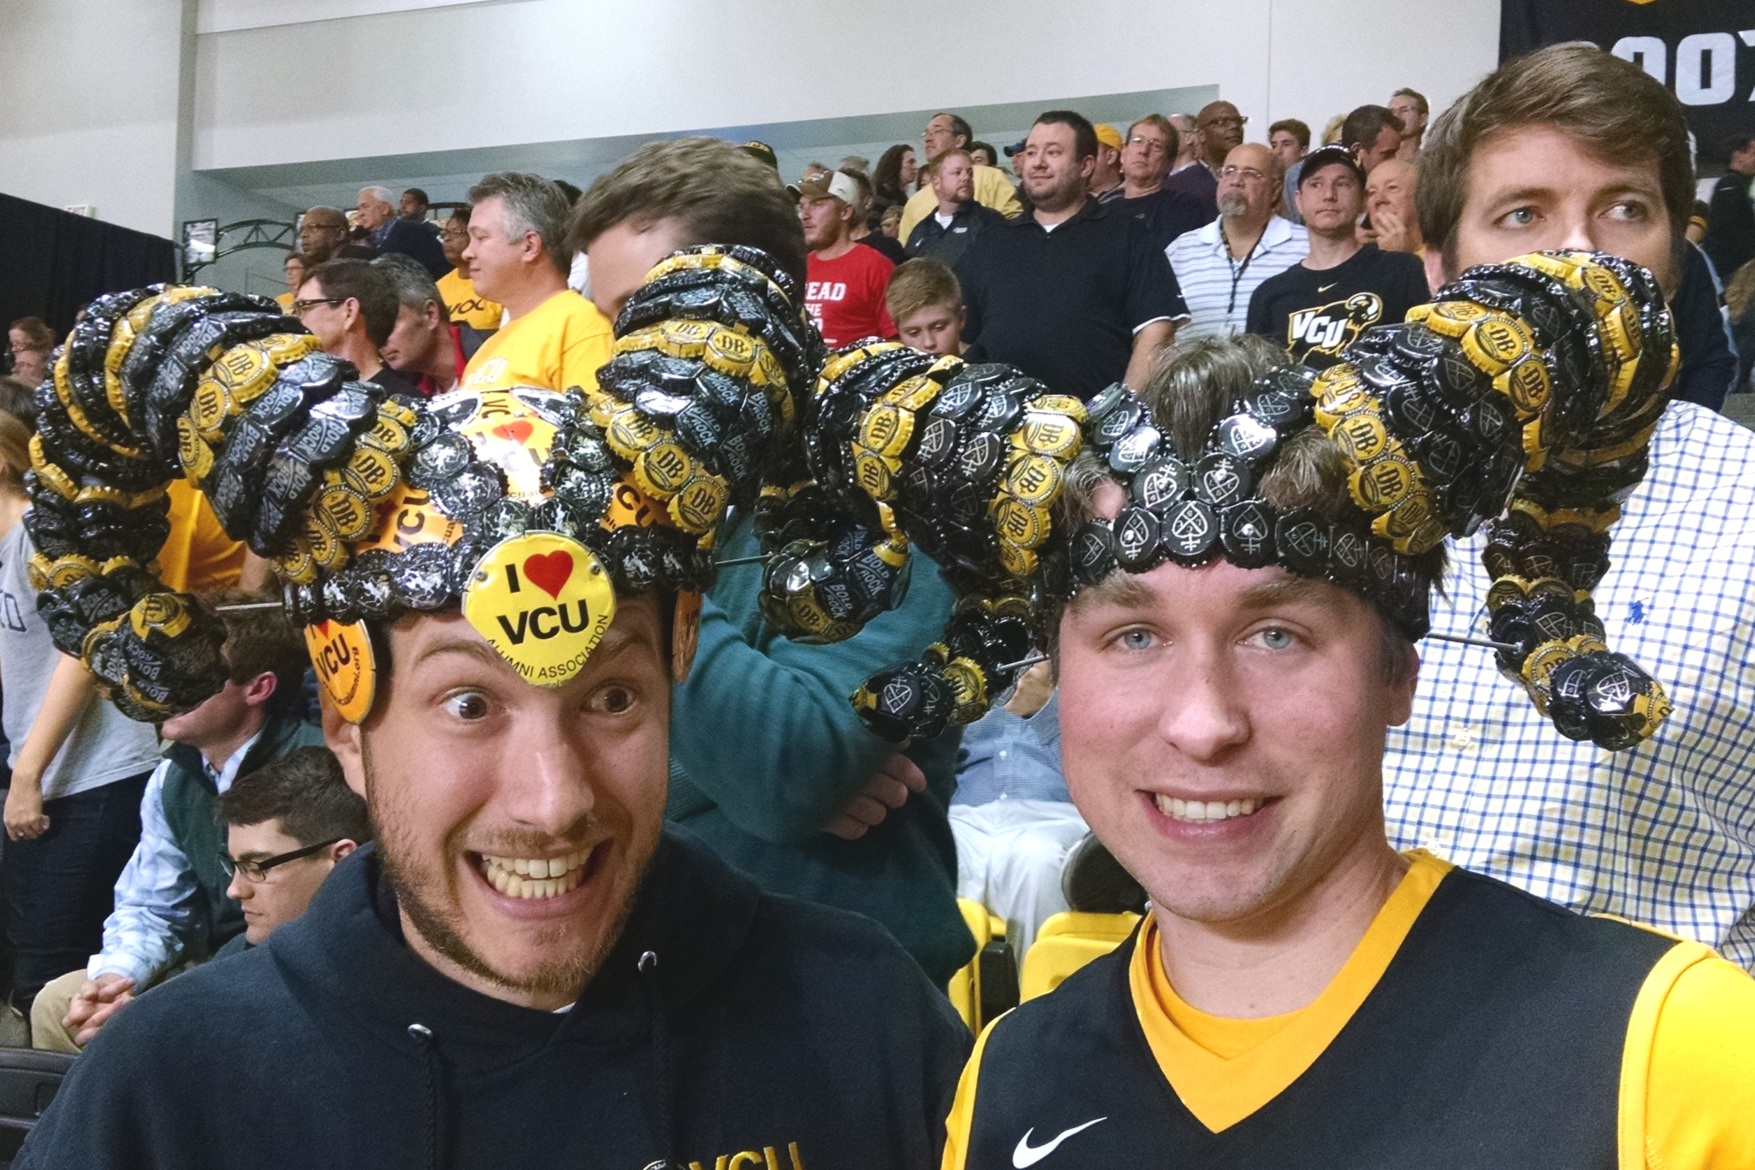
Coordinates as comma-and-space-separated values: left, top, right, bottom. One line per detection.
940, 1015, 1002, 1170
898, 188, 937, 247
157, 480, 244, 594
1622, 942, 1755, 1169
560, 301, 615, 394
976, 167, 1023, 219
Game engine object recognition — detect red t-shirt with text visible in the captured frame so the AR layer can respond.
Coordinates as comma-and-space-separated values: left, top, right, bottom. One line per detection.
806, 246, 897, 349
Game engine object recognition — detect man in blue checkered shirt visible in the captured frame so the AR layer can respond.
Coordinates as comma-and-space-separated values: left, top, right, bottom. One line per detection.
1383, 43, 1755, 970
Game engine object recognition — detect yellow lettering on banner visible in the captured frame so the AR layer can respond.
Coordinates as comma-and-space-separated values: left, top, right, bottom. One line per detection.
727, 1153, 762, 1170
789, 1144, 806, 1170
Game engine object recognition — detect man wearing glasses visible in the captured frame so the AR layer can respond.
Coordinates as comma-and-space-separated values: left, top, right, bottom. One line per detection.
28, 596, 325, 1052
294, 206, 373, 267
292, 259, 422, 398
217, 748, 370, 952
1165, 100, 1249, 217
1167, 142, 1308, 342
1101, 114, 1211, 253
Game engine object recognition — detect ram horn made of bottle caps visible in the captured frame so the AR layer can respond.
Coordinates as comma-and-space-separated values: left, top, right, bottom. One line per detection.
801, 251, 1676, 750
25, 244, 818, 724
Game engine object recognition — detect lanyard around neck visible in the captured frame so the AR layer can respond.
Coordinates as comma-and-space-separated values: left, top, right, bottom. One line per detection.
1221, 223, 1265, 316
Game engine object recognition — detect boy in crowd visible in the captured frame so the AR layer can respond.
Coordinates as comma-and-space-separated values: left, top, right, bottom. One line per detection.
887, 257, 966, 356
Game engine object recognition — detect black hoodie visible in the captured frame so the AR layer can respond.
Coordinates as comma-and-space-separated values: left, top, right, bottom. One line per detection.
17, 829, 971, 1170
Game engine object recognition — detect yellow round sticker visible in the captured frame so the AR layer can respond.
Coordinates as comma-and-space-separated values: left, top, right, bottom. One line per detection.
304, 619, 377, 724
461, 532, 617, 687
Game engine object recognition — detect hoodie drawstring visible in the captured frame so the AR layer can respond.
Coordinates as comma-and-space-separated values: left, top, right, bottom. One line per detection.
408, 1022, 445, 1170
637, 950, 685, 1170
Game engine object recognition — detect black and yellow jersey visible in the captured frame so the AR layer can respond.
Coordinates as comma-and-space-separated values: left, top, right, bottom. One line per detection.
943, 852, 1755, 1168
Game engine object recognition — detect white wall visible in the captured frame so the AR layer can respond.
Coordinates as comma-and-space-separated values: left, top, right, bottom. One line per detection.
1, 0, 1502, 243
0, 0, 186, 237
192, 0, 1501, 172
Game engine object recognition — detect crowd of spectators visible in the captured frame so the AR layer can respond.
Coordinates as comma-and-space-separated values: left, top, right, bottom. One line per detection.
1, 44, 1753, 1163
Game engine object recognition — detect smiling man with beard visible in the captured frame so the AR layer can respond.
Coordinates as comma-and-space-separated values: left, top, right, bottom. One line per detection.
13, 242, 968, 1166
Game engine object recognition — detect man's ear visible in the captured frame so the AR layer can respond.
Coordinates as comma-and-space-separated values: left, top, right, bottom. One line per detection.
425, 300, 445, 331
330, 839, 360, 863
1421, 246, 1447, 297
241, 670, 279, 709
321, 694, 368, 800
519, 230, 545, 265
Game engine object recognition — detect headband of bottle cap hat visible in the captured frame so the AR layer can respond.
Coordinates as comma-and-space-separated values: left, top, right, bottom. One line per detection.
25, 245, 820, 724
765, 251, 1676, 752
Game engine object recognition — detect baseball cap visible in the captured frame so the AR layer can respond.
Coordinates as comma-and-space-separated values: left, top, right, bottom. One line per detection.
1297, 144, 1365, 188
740, 141, 779, 171
793, 170, 862, 204
1002, 139, 1027, 158
1095, 124, 1124, 151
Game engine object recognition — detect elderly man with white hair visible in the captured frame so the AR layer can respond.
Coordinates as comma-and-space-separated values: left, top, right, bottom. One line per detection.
355, 183, 447, 278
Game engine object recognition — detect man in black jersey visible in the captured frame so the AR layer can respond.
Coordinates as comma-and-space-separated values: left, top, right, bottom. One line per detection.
1246, 145, 1428, 367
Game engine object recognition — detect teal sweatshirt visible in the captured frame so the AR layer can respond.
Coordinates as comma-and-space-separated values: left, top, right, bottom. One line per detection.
667, 514, 973, 986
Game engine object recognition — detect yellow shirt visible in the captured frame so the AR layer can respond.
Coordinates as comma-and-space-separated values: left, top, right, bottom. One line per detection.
274, 292, 295, 313
436, 268, 503, 333
942, 851, 1755, 1169
898, 165, 1023, 243
459, 289, 613, 394
157, 480, 244, 594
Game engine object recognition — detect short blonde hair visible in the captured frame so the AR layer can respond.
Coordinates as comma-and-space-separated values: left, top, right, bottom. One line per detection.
885, 258, 962, 323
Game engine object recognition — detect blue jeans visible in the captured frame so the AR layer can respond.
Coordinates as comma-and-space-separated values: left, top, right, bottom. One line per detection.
2, 771, 150, 1008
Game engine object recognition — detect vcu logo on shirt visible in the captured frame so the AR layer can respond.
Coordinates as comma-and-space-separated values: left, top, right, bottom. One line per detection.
669, 1142, 806, 1170
1287, 293, 1384, 359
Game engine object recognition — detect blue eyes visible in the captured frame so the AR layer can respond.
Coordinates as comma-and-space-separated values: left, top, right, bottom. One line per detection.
1260, 628, 1294, 650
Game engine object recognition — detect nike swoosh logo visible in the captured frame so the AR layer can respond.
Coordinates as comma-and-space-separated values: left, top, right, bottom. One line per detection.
1012, 1117, 1107, 1167
1317, 283, 1337, 293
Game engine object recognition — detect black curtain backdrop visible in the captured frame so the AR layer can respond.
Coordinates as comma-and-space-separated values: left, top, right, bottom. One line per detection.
0, 192, 176, 348
1501, 0, 1755, 166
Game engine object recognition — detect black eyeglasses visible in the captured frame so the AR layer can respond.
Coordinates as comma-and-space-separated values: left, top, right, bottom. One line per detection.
219, 838, 343, 882
290, 297, 345, 316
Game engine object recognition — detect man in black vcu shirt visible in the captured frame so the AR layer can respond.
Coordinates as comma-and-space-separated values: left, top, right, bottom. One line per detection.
1246, 145, 1428, 368
957, 109, 1187, 399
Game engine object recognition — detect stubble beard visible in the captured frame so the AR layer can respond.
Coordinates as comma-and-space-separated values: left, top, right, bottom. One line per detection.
360, 738, 646, 1003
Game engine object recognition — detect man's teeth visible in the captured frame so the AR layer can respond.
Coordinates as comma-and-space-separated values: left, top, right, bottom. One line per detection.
477, 848, 592, 899
1153, 795, 1262, 822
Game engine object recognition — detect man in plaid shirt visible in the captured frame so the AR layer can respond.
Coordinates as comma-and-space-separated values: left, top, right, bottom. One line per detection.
1384, 43, 1755, 969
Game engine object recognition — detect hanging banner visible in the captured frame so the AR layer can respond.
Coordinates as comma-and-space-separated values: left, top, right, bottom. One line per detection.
1500, 1, 1755, 163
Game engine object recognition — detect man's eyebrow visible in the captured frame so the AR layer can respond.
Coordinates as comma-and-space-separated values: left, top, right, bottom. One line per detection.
1482, 179, 1660, 208
1233, 574, 1343, 612
410, 636, 504, 672
1068, 573, 1155, 612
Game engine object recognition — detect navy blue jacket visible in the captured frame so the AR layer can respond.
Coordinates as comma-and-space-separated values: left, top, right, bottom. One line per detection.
17, 830, 970, 1170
